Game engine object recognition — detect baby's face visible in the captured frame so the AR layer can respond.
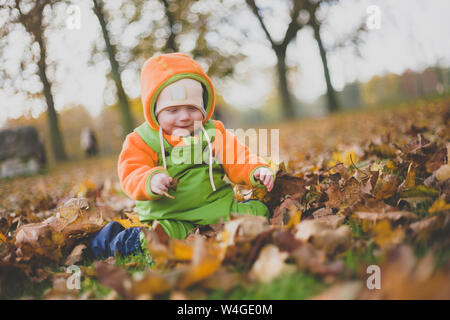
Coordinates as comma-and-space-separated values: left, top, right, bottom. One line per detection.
157, 105, 204, 136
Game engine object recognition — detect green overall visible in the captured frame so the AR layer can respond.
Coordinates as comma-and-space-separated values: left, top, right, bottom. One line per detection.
133, 120, 270, 239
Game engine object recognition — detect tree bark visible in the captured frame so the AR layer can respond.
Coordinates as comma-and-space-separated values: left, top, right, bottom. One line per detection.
275, 49, 295, 118
161, 0, 178, 52
93, 0, 134, 136
36, 25, 67, 161
311, 12, 340, 113
245, 0, 304, 119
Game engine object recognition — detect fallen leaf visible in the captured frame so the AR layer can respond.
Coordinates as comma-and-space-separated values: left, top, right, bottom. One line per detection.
295, 220, 352, 254
373, 220, 405, 249
223, 215, 269, 245
312, 208, 345, 229
64, 244, 87, 266
178, 237, 225, 289
398, 162, 417, 192
352, 211, 418, 223
373, 174, 399, 200
271, 197, 303, 228
358, 245, 450, 299
312, 281, 363, 300
0, 232, 6, 244
325, 177, 363, 209
249, 244, 295, 283
428, 197, 450, 214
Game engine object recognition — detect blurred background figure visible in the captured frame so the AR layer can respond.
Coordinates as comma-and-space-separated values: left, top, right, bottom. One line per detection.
80, 127, 98, 158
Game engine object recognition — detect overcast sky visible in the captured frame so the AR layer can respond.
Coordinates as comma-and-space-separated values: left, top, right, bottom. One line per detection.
1, 0, 450, 127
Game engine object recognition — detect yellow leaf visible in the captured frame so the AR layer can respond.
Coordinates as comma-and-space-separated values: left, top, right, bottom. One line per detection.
328, 149, 359, 168
0, 232, 6, 243
373, 220, 404, 249
361, 219, 374, 233
125, 212, 146, 227
400, 162, 417, 190
252, 187, 268, 202
285, 208, 302, 229
170, 239, 194, 261
428, 198, 450, 214
76, 179, 97, 196
386, 160, 397, 170
344, 149, 358, 167
112, 217, 145, 229
328, 151, 344, 167
178, 238, 225, 288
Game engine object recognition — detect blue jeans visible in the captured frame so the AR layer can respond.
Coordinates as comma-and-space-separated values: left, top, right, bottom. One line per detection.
90, 200, 272, 259
90, 221, 142, 259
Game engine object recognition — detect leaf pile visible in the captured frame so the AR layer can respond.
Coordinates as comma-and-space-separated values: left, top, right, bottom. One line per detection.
0, 99, 449, 299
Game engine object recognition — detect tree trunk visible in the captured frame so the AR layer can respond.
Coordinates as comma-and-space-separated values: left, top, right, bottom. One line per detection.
93, 0, 134, 135
312, 21, 340, 114
275, 49, 296, 119
161, 0, 178, 52
36, 35, 67, 161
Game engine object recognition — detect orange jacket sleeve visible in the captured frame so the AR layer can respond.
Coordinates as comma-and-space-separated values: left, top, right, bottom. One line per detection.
117, 132, 169, 201
212, 120, 274, 187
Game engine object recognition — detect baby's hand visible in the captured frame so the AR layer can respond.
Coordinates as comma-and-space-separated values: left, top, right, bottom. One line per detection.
253, 167, 274, 192
150, 172, 173, 195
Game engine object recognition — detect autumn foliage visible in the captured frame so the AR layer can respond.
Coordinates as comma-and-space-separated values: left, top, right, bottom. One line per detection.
0, 99, 449, 299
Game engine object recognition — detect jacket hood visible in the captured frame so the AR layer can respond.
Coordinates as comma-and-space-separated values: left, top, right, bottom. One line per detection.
140, 52, 216, 131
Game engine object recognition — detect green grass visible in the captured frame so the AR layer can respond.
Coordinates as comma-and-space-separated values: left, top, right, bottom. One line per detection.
207, 271, 326, 300
0, 277, 52, 300
113, 249, 154, 274
77, 250, 154, 298
343, 240, 380, 274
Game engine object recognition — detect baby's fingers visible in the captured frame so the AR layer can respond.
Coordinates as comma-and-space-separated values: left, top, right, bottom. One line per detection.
259, 171, 267, 181
157, 184, 169, 194
264, 173, 272, 185
267, 179, 274, 192
162, 175, 172, 186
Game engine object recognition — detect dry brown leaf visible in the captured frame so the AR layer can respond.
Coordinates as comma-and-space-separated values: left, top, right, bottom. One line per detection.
311, 281, 363, 300
312, 207, 345, 228
325, 177, 363, 209
271, 197, 303, 228
64, 244, 87, 266
373, 174, 399, 200
358, 245, 450, 299
130, 269, 172, 297
352, 211, 418, 223
294, 220, 352, 254
249, 244, 295, 283
223, 214, 269, 245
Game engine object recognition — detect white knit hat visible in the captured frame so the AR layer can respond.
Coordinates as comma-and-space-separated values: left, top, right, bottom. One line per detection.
155, 78, 206, 118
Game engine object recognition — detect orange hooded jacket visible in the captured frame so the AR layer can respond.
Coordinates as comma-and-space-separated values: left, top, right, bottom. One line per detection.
117, 53, 273, 202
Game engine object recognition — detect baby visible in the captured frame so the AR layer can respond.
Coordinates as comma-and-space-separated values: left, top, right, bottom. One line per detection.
91, 53, 274, 258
